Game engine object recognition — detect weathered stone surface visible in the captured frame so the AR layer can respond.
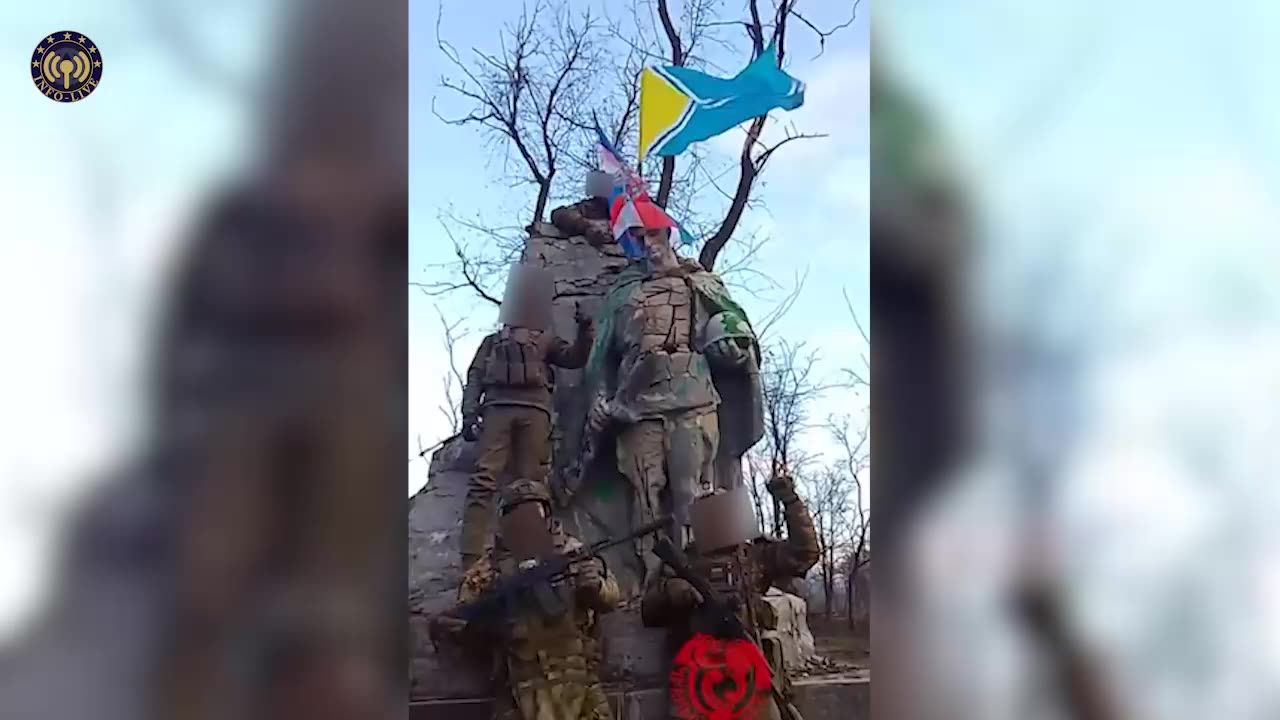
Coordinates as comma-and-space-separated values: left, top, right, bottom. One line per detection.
597, 607, 670, 686
407, 435, 492, 699
760, 588, 818, 672
408, 224, 643, 700
408, 676, 871, 720
406, 223, 858, 706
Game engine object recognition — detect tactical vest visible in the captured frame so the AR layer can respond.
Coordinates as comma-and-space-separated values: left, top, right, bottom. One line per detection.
694, 544, 763, 641
615, 274, 719, 415
694, 543, 797, 718
491, 539, 597, 693
484, 327, 549, 389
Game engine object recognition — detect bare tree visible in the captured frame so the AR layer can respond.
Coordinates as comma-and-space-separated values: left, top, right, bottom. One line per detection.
425, 0, 859, 307
829, 412, 869, 626
757, 338, 842, 535
833, 287, 871, 625
648, 0, 834, 271
434, 0, 605, 227
432, 305, 470, 435
797, 410, 868, 619
745, 444, 776, 534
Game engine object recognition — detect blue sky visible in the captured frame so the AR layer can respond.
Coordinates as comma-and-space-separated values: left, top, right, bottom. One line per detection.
408, 0, 872, 493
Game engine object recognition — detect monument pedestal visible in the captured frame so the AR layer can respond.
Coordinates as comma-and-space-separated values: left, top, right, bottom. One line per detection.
408, 224, 868, 717
408, 676, 870, 720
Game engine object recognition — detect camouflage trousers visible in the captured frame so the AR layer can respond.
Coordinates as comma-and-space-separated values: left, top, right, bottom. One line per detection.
461, 404, 552, 565
494, 681, 612, 720
616, 410, 719, 587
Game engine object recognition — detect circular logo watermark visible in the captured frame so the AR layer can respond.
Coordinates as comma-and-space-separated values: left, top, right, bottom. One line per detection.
31, 31, 103, 103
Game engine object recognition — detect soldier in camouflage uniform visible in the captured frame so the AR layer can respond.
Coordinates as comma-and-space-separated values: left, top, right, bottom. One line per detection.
577, 196, 764, 588
458, 263, 595, 570
441, 480, 622, 720
550, 171, 614, 247
641, 478, 819, 720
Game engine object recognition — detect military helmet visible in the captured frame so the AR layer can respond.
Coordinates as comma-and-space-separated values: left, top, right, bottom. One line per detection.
499, 478, 552, 514
699, 311, 756, 355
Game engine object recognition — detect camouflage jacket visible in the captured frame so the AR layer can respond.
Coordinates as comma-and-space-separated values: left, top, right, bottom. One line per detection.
639, 490, 819, 633
639, 490, 817, 719
455, 523, 621, 719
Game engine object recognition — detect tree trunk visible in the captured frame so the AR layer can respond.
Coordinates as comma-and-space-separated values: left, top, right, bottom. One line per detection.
656, 157, 675, 208
846, 563, 856, 630
531, 174, 554, 225
822, 561, 832, 616
749, 481, 766, 534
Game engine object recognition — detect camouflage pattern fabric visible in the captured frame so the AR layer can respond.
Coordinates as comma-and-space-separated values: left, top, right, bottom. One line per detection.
458, 322, 592, 564
457, 525, 621, 720
641, 477, 819, 720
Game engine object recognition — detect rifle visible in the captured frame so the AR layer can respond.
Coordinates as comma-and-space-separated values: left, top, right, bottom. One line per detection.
442, 514, 673, 624
653, 537, 802, 719
652, 536, 752, 641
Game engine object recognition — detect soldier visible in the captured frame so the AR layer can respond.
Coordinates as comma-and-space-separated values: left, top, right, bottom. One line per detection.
436, 479, 622, 720
458, 262, 594, 570
550, 171, 614, 247
576, 195, 764, 587
641, 478, 819, 720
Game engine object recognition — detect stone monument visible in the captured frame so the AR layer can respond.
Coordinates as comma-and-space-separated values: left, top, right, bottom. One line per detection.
407, 214, 868, 719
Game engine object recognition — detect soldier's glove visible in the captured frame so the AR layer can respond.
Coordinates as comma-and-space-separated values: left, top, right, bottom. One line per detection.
766, 474, 800, 504
665, 578, 705, 611
572, 558, 605, 596
461, 413, 481, 442
586, 397, 613, 434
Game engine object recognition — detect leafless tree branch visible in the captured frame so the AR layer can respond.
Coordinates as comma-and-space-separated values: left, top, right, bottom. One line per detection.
434, 306, 469, 433
788, 0, 862, 60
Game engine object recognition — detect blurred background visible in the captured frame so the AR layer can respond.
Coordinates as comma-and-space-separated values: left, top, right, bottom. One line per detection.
0, 0, 275, 645
876, 2, 1280, 719
0, 1, 407, 718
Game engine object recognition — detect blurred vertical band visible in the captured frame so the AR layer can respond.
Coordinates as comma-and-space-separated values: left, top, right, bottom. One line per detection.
152, 1, 408, 718
0, 1, 407, 719
869, 39, 974, 720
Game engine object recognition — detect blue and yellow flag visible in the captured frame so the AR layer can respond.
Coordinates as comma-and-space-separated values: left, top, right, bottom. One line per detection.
638, 41, 805, 162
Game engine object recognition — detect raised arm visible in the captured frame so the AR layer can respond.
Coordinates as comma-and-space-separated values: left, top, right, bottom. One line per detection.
756, 475, 820, 584
548, 304, 594, 370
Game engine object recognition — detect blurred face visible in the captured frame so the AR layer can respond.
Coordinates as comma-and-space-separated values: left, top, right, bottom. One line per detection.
632, 226, 669, 248
499, 500, 554, 557
629, 226, 676, 267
